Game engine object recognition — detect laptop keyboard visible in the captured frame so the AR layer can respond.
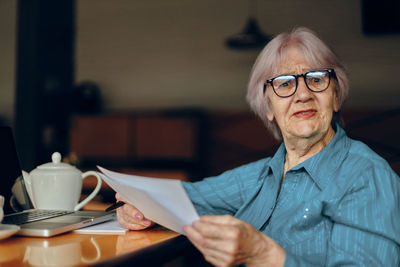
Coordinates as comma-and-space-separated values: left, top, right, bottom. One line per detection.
3, 210, 74, 225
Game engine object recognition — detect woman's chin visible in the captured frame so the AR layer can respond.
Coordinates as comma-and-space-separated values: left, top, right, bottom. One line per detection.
289, 125, 321, 139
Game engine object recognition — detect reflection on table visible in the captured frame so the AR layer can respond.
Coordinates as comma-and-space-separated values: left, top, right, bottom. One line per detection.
0, 223, 182, 266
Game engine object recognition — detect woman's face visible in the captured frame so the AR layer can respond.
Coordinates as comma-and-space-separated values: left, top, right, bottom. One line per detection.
266, 46, 339, 142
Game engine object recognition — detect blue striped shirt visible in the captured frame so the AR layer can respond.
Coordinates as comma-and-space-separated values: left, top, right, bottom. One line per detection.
183, 124, 400, 266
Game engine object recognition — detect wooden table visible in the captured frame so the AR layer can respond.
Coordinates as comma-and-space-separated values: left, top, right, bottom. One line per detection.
0, 202, 196, 266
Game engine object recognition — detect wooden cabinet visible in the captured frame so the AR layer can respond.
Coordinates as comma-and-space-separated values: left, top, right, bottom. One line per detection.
68, 111, 208, 184
70, 116, 132, 158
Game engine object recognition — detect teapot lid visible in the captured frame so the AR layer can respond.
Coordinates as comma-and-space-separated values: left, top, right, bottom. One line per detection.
37, 152, 77, 170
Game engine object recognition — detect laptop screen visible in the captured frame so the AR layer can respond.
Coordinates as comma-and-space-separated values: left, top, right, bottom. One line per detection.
0, 126, 32, 214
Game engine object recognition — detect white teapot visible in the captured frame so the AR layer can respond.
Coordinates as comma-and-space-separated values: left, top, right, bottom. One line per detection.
23, 152, 102, 211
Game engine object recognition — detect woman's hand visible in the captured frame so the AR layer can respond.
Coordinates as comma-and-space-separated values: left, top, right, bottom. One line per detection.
183, 215, 285, 267
115, 193, 154, 230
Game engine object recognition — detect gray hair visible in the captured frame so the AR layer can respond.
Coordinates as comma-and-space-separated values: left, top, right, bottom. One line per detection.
246, 27, 349, 140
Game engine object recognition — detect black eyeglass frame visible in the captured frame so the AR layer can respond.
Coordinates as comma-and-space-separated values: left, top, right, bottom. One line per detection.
263, 68, 336, 98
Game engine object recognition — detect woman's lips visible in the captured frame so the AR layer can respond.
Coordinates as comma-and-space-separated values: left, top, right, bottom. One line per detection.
293, 109, 317, 118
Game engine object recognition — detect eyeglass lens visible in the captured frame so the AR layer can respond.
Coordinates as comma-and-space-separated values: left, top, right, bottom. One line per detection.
271, 70, 330, 97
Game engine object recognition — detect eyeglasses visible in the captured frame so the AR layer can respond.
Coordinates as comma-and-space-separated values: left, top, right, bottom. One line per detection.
263, 68, 336, 98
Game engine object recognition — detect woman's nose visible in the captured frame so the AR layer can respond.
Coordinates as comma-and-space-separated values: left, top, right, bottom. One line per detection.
295, 77, 313, 101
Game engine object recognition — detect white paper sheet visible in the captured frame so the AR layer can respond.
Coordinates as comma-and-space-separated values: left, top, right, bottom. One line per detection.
74, 219, 128, 235
97, 166, 199, 235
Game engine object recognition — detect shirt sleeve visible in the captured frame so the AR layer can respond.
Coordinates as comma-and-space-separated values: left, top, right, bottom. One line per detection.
182, 158, 268, 216
284, 165, 400, 266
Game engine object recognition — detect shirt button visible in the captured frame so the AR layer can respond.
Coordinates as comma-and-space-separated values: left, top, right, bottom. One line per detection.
303, 215, 307, 219
305, 208, 309, 212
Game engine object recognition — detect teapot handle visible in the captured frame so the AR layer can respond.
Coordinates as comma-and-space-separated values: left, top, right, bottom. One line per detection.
74, 171, 102, 211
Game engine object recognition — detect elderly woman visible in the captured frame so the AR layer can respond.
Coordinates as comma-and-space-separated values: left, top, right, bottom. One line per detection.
116, 27, 400, 266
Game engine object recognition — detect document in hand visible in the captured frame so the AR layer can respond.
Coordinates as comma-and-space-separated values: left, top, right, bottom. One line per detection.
97, 166, 199, 235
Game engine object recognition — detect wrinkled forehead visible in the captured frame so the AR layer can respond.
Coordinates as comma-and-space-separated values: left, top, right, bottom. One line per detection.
273, 44, 326, 76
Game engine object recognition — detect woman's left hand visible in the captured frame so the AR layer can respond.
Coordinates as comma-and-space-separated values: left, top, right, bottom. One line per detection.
183, 215, 285, 267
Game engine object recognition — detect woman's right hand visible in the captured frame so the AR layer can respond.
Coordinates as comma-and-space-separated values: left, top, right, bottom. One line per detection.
115, 193, 154, 230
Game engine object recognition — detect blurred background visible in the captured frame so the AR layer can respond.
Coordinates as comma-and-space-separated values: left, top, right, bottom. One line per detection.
0, 0, 399, 188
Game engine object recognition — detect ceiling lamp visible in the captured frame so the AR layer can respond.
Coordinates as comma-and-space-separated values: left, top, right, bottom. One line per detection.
225, 0, 270, 50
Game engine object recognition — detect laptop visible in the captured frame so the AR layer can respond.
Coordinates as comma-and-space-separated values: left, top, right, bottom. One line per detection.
0, 126, 114, 237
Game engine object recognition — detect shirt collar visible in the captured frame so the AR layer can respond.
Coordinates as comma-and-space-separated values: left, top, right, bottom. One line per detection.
264, 143, 286, 182
292, 123, 350, 190
264, 123, 350, 190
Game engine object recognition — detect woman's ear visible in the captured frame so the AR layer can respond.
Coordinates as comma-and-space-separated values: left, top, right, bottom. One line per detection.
266, 98, 275, 121
266, 110, 274, 121
333, 91, 340, 112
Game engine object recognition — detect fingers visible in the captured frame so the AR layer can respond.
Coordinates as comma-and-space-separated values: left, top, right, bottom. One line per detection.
115, 193, 124, 202
184, 224, 238, 267
183, 215, 262, 267
184, 223, 237, 253
184, 214, 238, 239
114, 193, 154, 230
194, 215, 242, 240
199, 214, 240, 225
186, 218, 242, 253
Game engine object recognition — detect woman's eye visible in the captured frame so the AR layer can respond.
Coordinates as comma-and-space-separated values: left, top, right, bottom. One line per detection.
273, 76, 294, 89
279, 82, 289, 88
308, 77, 322, 84
275, 79, 293, 88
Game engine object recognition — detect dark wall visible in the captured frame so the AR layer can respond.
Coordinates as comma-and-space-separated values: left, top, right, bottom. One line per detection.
362, 0, 400, 34
15, 0, 75, 170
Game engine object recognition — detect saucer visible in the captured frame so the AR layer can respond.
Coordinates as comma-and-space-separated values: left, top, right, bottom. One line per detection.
0, 224, 20, 240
